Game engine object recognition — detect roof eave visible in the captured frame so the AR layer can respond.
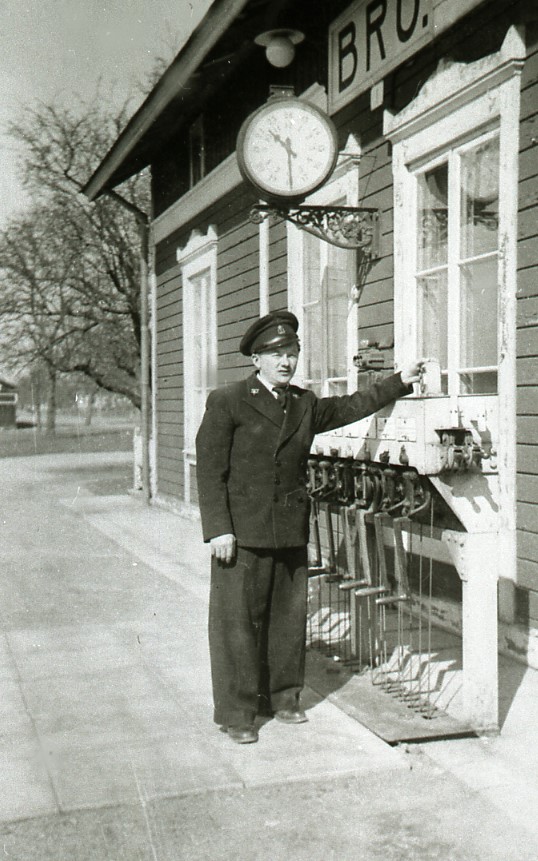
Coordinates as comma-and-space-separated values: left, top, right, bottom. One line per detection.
83, 0, 251, 200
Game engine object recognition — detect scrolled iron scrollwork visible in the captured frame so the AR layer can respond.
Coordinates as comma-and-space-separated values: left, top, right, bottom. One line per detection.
249, 204, 380, 255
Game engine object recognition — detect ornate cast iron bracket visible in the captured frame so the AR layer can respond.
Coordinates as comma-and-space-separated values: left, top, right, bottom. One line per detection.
250, 203, 380, 255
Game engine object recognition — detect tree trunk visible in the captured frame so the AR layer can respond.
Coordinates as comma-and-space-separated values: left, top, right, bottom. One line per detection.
45, 369, 57, 435
84, 390, 96, 426
32, 383, 42, 430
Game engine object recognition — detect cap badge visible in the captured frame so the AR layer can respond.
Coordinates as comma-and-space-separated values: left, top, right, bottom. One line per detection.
277, 325, 285, 335
250, 388, 259, 395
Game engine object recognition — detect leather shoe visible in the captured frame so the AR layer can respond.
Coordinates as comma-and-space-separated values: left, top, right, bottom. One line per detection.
225, 724, 258, 744
274, 708, 308, 724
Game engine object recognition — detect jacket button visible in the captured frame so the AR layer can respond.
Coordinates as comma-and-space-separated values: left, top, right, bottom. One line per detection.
275, 460, 281, 467
273, 494, 279, 502
274, 476, 280, 485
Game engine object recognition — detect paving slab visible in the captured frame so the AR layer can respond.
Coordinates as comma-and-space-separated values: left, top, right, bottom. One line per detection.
225, 694, 405, 788
79, 503, 211, 602
0, 747, 57, 822
1, 453, 537, 860
43, 736, 244, 812
8, 625, 144, 680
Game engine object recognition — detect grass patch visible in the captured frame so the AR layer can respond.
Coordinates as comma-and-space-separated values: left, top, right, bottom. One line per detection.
0, 417, 137, 458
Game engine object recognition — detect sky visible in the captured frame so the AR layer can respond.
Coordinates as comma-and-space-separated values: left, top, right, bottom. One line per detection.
0, 0, 213, 226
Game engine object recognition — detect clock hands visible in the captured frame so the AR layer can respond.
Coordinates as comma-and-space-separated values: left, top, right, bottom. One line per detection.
269, 129, 297, 158
269, 129, 297, 189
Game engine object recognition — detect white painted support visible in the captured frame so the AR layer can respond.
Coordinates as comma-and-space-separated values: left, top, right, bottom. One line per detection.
496, 56, 521, 621
443, 530, 499, 732
149, 267, 158, 500
259, 216, 269, 316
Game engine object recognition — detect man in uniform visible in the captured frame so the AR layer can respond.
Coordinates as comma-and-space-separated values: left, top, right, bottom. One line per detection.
196, 311, 422, 744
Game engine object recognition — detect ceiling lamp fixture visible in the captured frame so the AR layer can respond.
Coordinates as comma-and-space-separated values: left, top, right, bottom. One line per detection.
254, 28, 305, 68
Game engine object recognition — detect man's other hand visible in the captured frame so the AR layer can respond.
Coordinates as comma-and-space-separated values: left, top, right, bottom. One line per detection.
399, 359, 426, 386
210, 533, 236, 564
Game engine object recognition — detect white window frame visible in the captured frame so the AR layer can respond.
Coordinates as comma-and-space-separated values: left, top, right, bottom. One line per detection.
288, 135, 362, 395
177, 226, 218, 504
385, 26, 523, 396
385, 25, 524, 585
410, 129, 501, 395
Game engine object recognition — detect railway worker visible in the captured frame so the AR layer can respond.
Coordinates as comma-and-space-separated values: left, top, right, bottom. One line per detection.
195, 310, 423, 744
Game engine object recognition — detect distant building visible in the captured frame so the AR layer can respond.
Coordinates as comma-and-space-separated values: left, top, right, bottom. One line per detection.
0, 376, 17, 427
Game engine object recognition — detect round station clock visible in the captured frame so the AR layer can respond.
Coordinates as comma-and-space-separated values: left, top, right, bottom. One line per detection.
236, 97, 339, 202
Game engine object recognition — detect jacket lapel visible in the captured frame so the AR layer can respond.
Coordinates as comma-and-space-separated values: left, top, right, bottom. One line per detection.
242, 374, 283, 427
276, 387, 308, 450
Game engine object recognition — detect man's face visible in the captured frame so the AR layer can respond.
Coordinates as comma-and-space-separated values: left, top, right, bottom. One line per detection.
251, 344, 299, 387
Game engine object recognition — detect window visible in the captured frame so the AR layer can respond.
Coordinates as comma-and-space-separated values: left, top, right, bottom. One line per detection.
288, 165, 360, 396
386, 25, 523, 406
300, 216, 356, 396
186, 268, 214, 442
414, 133, 500, 394
177, 227, 217, 503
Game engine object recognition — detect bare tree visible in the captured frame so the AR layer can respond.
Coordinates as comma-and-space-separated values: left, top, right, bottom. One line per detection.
0, 92, 149, 428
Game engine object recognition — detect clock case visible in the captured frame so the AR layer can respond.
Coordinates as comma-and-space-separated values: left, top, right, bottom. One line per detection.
236, 95, 339, 204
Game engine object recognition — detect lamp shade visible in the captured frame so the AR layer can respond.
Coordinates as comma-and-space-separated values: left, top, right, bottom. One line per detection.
254, 29, 305, 68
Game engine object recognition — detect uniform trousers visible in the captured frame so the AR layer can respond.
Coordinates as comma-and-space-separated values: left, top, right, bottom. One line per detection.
208, 544, 308, 727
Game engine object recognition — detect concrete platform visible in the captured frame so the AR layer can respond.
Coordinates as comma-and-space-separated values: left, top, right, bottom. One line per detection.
0, 452, 537, 860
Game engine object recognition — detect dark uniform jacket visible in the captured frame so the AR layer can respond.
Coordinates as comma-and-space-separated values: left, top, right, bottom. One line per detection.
195, 372, 411, 549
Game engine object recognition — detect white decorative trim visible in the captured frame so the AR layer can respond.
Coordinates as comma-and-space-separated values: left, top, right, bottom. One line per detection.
178, 225, 218, 505
155, 154, 241, 244
176, 225, 218, 265
259, 218, 269, 316
384, 26, 525, 146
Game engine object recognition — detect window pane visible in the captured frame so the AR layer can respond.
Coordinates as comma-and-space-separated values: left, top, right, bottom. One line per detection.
459, 372, 497, 395
194, 392, 206, 434
417, 270, 448, 368
326, 244, 352, 379
301, 220, 354, 392
186, 267, 212, 450
460, 138, 499, 259
417, 163, 448, 270
304, 304, 322, 387
459, 256, 498, 371
302, 231, 322, 387
304, 232, 321, 304
327, 380, 347, 396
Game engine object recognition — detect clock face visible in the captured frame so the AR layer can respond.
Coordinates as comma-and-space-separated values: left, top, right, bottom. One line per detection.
237, 98, 338, 201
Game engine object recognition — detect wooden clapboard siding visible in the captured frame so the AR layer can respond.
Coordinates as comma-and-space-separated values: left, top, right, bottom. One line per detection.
516, 587, 538, 627
331, 72, 398, 357
516, 24, 538, 622
155, 262, 183, 500
343, 126, 394, 354
269, 219, 288, 310
518, 386, 538, 414
153, 183, 257, 500
217, 217, 259, 387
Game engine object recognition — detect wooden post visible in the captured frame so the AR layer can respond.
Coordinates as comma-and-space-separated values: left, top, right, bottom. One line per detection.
443, 530, 499, 732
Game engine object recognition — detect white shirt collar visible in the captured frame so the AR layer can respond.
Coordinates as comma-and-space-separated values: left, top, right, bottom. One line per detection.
256, 372, 283, 397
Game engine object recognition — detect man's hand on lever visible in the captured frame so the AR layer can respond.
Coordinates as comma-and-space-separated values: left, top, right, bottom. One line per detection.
399, 359, 426, 386
210, 533, 236, 564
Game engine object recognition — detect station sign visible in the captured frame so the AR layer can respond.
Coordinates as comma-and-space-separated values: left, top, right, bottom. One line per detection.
329, 0, 433, 113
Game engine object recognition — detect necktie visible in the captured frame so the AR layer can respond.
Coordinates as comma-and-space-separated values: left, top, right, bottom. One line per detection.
272, 386, 289, 410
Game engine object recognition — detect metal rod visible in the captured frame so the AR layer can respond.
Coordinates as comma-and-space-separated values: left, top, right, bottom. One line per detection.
138, 222, 151, 506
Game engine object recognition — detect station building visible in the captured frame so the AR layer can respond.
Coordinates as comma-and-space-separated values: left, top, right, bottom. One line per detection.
85, 0, 538, 730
